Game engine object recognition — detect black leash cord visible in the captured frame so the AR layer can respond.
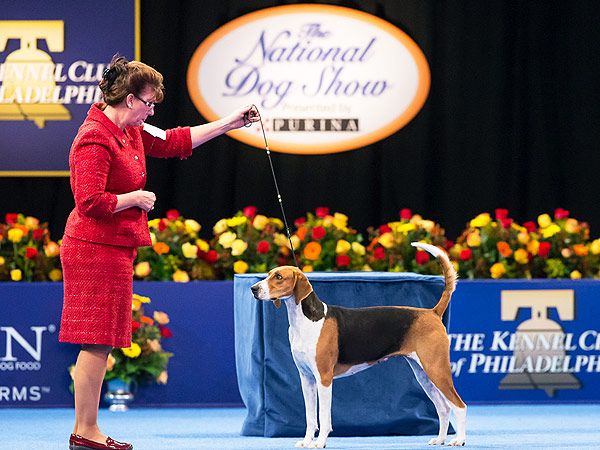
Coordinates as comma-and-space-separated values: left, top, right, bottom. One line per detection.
248, 105, 298, 267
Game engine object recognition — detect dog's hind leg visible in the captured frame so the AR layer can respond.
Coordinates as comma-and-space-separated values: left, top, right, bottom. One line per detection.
295, 370, 319, 448
313, 382, 333, 448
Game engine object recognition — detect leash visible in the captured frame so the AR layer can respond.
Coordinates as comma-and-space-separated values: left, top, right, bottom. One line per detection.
245, 105, 299, 267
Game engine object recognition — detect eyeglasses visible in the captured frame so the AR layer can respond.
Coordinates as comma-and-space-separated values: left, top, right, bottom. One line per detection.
132, 93, 155, 110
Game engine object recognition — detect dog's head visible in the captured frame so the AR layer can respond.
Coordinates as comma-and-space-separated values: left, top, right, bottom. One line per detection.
250, 266, 313, 307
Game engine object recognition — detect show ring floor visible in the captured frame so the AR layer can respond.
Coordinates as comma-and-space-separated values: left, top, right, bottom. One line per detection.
1, 404, 599, 450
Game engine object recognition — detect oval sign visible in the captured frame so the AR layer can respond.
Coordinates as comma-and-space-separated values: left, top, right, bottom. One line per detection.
187, 4, 430, 154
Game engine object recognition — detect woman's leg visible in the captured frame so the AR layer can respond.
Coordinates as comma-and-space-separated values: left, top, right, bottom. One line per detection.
73, 343, 112, 442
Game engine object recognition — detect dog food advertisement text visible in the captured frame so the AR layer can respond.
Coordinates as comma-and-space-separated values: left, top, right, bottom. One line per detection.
187, 4, 430, 154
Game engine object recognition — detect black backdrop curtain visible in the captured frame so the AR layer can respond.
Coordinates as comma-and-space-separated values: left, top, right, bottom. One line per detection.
1, 0, 599, 242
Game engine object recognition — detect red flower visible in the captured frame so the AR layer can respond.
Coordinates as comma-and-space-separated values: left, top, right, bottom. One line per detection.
32, 229, 44, 240
312, 226, 326, 240
132, 321, 141, 333
445, 240, 455, 250
159, 326, 172, 338
166, 209, 179, 221
539, 242, 551, 258
294, 217, 307, 227
459, 249, 472, 261
257, 240, 270, 254
315, 207, 329, 218
495, 209, 509, 220
501, 218, 513, 229
25, 247, 38, 260
204, 250, 218, 264
379, 224, 392, 234
243, 206, 257, 218
400, 209, 412, 220
415, 251, 429, 265
336, 255, 350, 266
554, 208, 569, 219
373, 247, 386, 260
158, 219, 168, 231
523, 221, 537, 233
5, 213, 18, 224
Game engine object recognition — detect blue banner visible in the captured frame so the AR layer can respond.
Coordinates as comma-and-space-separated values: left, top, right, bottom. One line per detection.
0, 0, 137, 176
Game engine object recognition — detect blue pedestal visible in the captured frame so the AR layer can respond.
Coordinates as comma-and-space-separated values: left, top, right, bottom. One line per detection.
234, 271, 451, 437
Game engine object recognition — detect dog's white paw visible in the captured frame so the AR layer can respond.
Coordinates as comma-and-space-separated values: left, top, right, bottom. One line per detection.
295, 438, 313, 448
428, 437, 446, 445
308, 441, 326, 449
447, 437, 466, 446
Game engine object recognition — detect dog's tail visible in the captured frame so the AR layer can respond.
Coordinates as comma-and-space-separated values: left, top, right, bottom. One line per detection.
411, 242, 457, 317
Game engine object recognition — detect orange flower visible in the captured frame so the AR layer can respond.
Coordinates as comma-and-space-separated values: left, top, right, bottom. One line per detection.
573, 244, 588, 256
140, 316, 154, 325
296, 226, 308, 241
303, 241, 322, 260
497, 241, 512, 258
366, 236, 379, 252
153, 242, 169, 255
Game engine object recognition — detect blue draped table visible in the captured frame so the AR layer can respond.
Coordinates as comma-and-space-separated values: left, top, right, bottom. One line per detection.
233, 271, 452, 437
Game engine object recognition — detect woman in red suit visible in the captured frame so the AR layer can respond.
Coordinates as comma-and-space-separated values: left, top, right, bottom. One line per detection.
59, 55, 257, 450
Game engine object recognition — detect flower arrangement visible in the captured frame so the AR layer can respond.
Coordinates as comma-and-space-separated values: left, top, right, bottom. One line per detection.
291, 207, 366, 272
134, 209, 216, 282
365, 209, 449, 274
450, 208, 600, 279
210, 206, 291, 279
0, 213, 62, 282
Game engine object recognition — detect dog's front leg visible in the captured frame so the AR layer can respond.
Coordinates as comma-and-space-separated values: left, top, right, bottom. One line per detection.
295, 370, 318, 448
313, 382, 333, 448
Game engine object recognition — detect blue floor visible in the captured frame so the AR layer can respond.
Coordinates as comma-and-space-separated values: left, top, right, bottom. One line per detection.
1, 405, 600, 450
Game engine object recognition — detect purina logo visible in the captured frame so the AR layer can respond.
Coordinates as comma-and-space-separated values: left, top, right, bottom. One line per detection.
187, 5, 430, 154
0, 325, 55, 372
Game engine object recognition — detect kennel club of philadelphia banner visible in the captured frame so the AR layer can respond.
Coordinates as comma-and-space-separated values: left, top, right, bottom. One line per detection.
187, 4, 430, 154
0, 0, 137, 176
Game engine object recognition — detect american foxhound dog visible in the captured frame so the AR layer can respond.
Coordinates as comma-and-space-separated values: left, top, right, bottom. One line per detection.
251, 242, 466, 448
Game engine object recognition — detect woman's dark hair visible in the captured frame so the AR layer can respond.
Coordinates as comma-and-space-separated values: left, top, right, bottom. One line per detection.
99, 54, 164, 106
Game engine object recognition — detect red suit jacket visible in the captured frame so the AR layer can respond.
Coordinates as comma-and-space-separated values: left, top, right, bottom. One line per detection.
64, 103, 192, 247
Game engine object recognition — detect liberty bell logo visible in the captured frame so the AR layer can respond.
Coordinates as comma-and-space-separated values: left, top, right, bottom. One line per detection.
499, 290, 581, 397
0, 20, 71, 128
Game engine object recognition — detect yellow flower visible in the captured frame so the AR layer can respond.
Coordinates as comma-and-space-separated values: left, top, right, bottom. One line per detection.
466, 231, 481, 247
153, 311, 170, 325
7, 228, 24, 243
570, 270, 582, 280
49, 269, 63, 281
490, 262, 506, 279
233, 260, 248, 273
132, 298, 142, 311
148, 218, 161, 229
527, 240, 540, 256
173, 270, 190, 282
218, 231, 237, 248
336, 239, 351, 254
421, 220, 435, 232
302, 265, 313, 272
269, 218, 284, 229
181, 242, 198, 258
25, 216, 39, 229
514, 249, 529, 265
135, 261, 151, 277
157, 370, 168, 384
379, 232, 395, 248
122, 343, 141, 358
397, 223, 416, 234
452, 261, 460, 272
150, 232, 157, 246
196, 239, 210, 253
591, 239, 600, 255
184, 219, 201, 234
227, 216, 247, 228
273, 233, 288, 248
10, 269, 22, 281
541, 224, 561, 238
565, 218, 580, 234
517, 231, 530, 245
0, 256, 4, 265
106, 353, 116, 371
361, 264, 373, 271
538, 213, 552, 228
231, 239, 248, 256
133, 293, 151, 303
44, 241, 60, 257
470, 213, 491, 228
213, 219, 228, 234
332, 213, 348, 230
352, 242, 366, 256
252, 215, 268, 230
288, 235, 300, 250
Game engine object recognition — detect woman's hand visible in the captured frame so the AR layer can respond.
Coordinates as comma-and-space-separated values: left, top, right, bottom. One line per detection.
226, 104, 259, 130
115, 190, 156, 213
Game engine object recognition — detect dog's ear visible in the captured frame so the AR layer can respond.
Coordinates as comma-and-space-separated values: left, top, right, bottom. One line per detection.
293, 269, 313, 305
273, 299, 281, 308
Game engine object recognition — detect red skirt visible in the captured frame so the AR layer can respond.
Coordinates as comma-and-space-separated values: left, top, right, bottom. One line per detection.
59, 235, 136, 348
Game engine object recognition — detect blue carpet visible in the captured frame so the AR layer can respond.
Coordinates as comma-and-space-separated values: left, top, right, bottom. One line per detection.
1, 405, 599, 450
